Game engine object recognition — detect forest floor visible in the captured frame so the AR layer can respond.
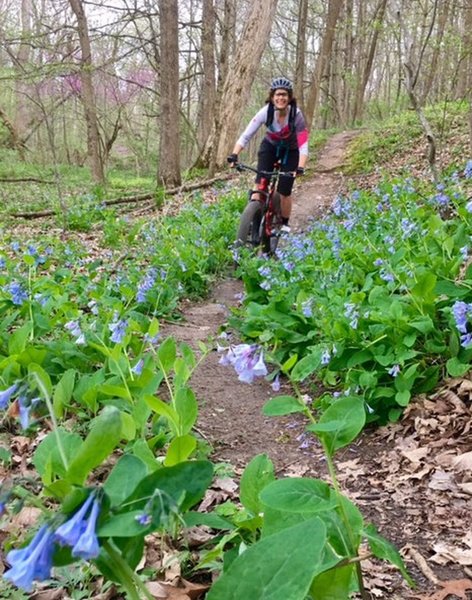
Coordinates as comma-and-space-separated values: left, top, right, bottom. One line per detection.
161, 131, 472, 600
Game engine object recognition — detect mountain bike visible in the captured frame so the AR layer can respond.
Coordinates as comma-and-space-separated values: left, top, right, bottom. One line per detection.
234, 162, 295, 255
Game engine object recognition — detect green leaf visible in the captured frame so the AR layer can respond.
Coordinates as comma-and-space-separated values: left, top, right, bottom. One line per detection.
260, 478, 337, 514
363, 524, 414, 586
262, 395, 305, 416
164, 434, 196, 466
98, 510, 150, 537
395, 390, 410, 406
98, 384, 131, 400
239, 454, 275, 516
53, 369, 76, 419
307, 396, 366, 456
104, 455, 149, 507
120, 411, 137, 441
145, 395, 179, 433
33, 428, 82, 481
411, 272, 437, 303
310, 564, 356, 600
29, 363, 53, 398
184, 511, 234, 530
281, 354, 298, 373
157, 337, 176, 373
206, 517, 327, 600
66, 406, 122, 485
9, 322, 33, 355
174, 387, 198, 435
124, 460, 213, 512
409, 316, 434, 334
446, 357, 470, 377
291, 350, 322, 382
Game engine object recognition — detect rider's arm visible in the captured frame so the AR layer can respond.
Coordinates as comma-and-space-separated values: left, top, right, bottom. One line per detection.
295, 110, 309, 170
234, 106, 269, 152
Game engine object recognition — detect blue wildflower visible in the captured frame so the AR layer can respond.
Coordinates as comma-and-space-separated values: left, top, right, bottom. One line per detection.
4, 525, 55, 592
0, 257, 5, 269
0, 383, 18, 409
54, 493, 95, 547
301, 299, 313, 318
388, 364, 401, 377
452, 301, 472, 333
464, 160, 472, 179
109, 318, 128, 344
71, 496, 100, 559
321, 350, 331, 365
219, 344, 268, 384
65, 320, 85, 345
271, 373, 281, 392
8, 282, 28, 305
132, 359, 144, 375
466, 200, 472, 213
136, 268, 157, 303
0, 502, 5, 517
18, 395, 40, 429
135, 512, 152, 526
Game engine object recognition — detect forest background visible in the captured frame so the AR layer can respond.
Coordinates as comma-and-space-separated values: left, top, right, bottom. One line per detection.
1, 0, 472, 192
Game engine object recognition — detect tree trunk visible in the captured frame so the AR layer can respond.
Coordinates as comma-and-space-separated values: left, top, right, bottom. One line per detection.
199, 0, 279, 172
158, 0, 181, 186
305, 0, 343, 132
352, 0, 388, 123
15, 0, 32, 146
419, 0, 450, 104
295, 0, 308, 109
68, 0, 105, 184
198, 0, 217, 149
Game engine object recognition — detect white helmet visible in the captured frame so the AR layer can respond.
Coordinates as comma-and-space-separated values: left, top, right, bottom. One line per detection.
270, 77, 293, 92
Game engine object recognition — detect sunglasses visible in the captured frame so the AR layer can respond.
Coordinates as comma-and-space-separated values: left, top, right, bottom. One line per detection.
274, 92, 289, 98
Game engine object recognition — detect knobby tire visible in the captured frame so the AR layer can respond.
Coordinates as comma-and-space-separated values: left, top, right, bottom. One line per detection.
236, 200, 263, 248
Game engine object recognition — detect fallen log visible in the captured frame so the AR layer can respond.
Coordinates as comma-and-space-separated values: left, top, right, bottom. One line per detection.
9, 172, 235, 219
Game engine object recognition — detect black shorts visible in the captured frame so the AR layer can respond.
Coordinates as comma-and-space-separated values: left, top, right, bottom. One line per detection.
256, 139, 299, 196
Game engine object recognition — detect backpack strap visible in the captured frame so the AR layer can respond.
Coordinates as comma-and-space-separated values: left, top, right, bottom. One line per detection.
289, 101, 297, 132
265, 102, 275, 128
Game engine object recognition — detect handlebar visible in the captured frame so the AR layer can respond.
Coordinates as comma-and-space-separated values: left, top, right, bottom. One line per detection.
234, 162, 295, 179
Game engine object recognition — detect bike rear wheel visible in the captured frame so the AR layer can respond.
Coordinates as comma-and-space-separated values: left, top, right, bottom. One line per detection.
236, 200, 263, 248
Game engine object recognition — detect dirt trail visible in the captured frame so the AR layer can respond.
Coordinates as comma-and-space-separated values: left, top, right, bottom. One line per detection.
162, 131, 472, 600
162, 130, 354, 472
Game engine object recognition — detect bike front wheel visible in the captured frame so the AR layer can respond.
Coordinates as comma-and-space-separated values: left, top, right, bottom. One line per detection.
236, 201, 263, 248
261, 191, 282, 255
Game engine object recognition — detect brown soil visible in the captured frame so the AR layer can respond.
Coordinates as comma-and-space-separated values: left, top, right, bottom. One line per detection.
162, 131, 472, 600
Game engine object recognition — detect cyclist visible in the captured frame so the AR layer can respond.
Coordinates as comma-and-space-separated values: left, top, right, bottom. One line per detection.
227, 76, 309, 233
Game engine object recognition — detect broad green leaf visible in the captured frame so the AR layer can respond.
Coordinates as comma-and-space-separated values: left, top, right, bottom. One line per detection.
434, 280, 470, 298
260, 477, 337, 514
33, 428, 82, 480
29, 363, 53, 397
104, 455, 148, 507
446, 357, 470, 377
307, 396, 366, 456
147, 317, 160, 339
262, 395, 305, 416
164, 434, 196, 466
409, 316, 434, 334
157, 337, 176, 373
66, 406, 122, 485
291, 350, 322, 382
395, 390, 410, 406
310, 564, 356, 600
363, 524, 414, 585
124, 460, 213, 512
411, 272, 437, 303
8, 322, 33, 355
120, 411, 137, 440
174, 387, 198, 435
281, 354, 298, 373
53, 369, 76, 419
145, 395, 179, 433
347, 350, 372, 368
206, 517, 327, 600
184, 511, 234, 530
98, 510, 150, 537
98, 384, 132, 400
239, 454, 275, 516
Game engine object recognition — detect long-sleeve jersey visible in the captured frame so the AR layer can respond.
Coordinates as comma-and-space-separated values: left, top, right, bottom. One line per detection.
236, 103, 309, 156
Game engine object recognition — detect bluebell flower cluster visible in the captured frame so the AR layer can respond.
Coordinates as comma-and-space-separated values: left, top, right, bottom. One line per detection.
344, 302, 359, 330
218, 343, 268, 383
7, 281, 28, 306
109, 317, 128, 344
3, 493, 101, 592
0, 382, 40, 429
452, 301, 472, 347
388, 364, 401, 377
136, 267, 157, 303
464, 160, 472, 179
65, 320, 86, 345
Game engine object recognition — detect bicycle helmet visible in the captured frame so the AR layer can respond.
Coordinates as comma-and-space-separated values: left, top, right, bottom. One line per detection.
270, 77, 293, 92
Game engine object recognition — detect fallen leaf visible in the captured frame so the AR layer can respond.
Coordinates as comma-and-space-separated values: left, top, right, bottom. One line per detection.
431, 541, 472, 566
452, 451, 472, 472
414, 578, 472, 599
